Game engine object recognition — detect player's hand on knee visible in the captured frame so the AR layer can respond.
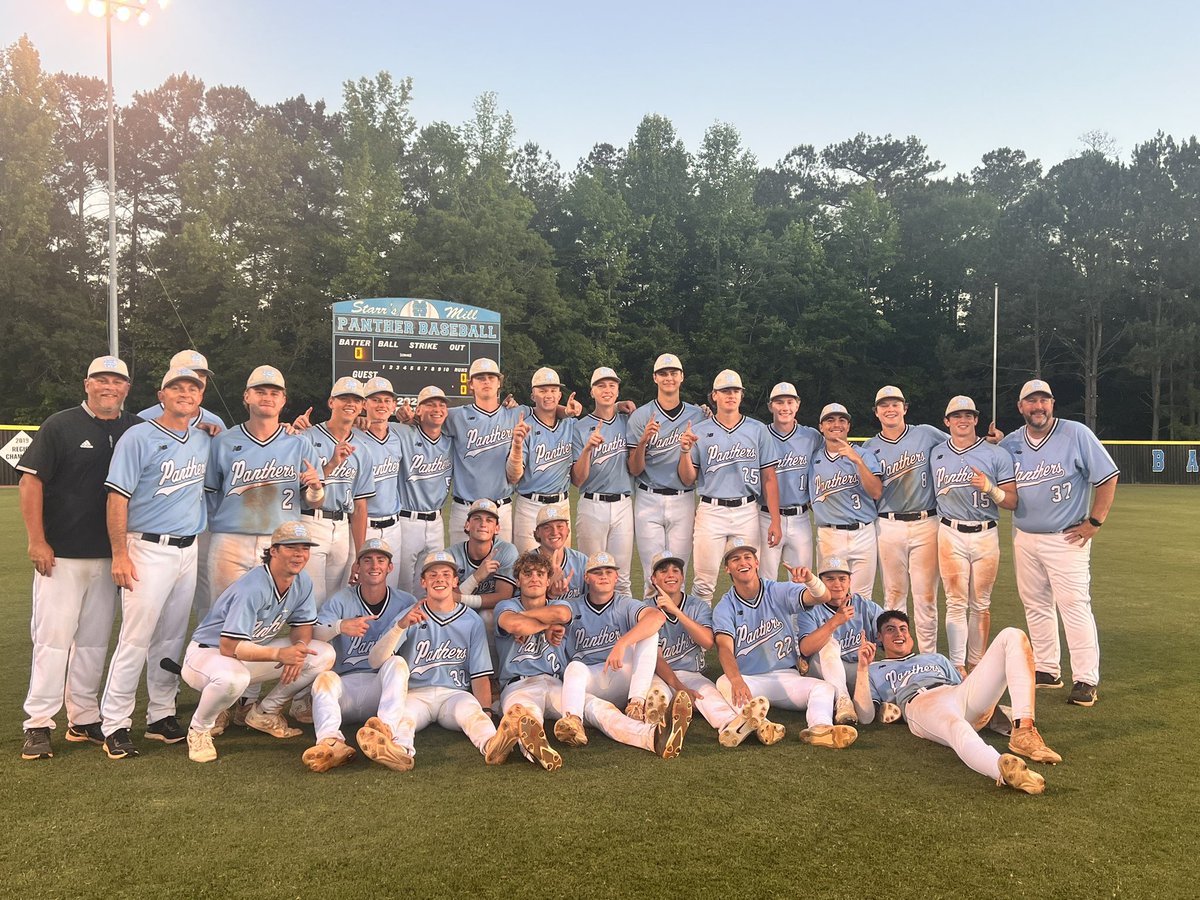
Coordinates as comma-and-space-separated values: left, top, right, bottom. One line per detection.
731, 678, 752, 708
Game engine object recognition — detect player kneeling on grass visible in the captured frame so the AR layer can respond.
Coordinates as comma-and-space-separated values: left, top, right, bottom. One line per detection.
180, 521, 335, 763
852, 611, 1061, 794
356, 551, 525, 767
795, 556, 885, 727
646, 551, 786, 747
714, 538, 857, 749
493, 551, 577, 771
555, 552, 692, 758
301, 539, 417, 772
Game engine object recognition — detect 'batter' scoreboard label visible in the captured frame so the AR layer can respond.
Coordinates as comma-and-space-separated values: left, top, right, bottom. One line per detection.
331, 298, 501, 404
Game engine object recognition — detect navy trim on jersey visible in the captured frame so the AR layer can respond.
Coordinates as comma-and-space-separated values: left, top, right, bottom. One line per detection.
714, 415, 746, 435
416, 424, 446, 445
104, 480, 134, 498
148, 419, 192, 445
873, 424, 910, 445
1021, 418, 1059, 451
732, 583, 765, 610
469, 403, 504, 419
356, 586, 392, 618
239, 423, 287, 448
584, 595, 614, 616
653, 400, 688, 421
769, 423, 798, 441
422, 601, 468, 627
530, 412, 563, 432
1094, 470, 1120, 486
587, 412, 618, 426
946, 437, 985, 456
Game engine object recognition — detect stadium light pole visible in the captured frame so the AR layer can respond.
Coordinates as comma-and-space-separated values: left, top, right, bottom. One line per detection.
65, 0, 170, 358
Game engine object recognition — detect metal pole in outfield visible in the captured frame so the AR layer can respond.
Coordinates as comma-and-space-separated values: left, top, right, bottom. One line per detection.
106, 5, 118, 357
992, 283, 999, 427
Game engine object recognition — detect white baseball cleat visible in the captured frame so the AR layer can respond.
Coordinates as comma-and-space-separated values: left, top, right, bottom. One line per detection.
834, 693, 858, 726
357, 717, 414, 772
244, 704, 302, 739
799, 724, 858, 749
643, 688, 669, 731
517, 715, 562, 772
187, 728, 217, 764
483, 706, 524, 765
553, 715, 588, 748
1008, 724, 1062, 765
655, 691, 692, 759
718, 696, 770, 748
880, 702, 903, 724
755, 720, 786, 746
302, 737, 356, 773
998, 753, 1046, 794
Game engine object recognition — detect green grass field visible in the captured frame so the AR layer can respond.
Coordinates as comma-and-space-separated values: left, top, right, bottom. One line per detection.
2, 486, 1195, 898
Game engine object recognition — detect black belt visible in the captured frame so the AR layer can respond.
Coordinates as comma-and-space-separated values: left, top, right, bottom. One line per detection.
139, 532, 196, 548
940, 517, 997, 533
583, 492, 627, 502
369, 517, 397, 529
826, 521, 869, 531
882, 509, 936, 522
301, 508, 344, 522
520, 491, 568, 503
197, 643, 215, 649
453, 495, 513, 507
701, 495, 753, 508
764, 502, 811, 516
637, 483, 692, 496
399, 509, 438, 522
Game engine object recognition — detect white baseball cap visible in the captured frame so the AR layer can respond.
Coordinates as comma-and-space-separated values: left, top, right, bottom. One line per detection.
531, 367, 561, 388
417, 385, 447, 405
874, 385, 906, 405
819, 402, 851, 422
330, 376, 366, 399
169, 350, 211, 375
466, 498, 501, 520
469, 358, 501, 378
585, 551, 619, 573
1020, 379, 1054, 401
87, 356, 130, 380
362, 376, 395, 397
819, 556, 851, 576
160, 366, 204, 390
944, 395, 979, 417
651, 551, 686, 573
421, 549, 458, 575
653, 353, 683, 373
712, 370, 744, 391
770, 382, 799, 401
356, 538, 393, 560
535, 503, 570, 528
246, 365, 285, 389
722, 536, 758, 564
591, 366, 621, 385
271, 521, 319, 547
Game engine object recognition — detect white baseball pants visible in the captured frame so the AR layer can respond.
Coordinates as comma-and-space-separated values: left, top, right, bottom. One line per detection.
395, 513, 444, 595
576, 495, 634, 595
312, 657, 409, 743
393, 685, 497, 758
877, 516, 940, 652
560, 636, 659, 719
303, 515, 354, 607
692, 501, 759, 603
715, 669, 834, 726
938, 523, 999, 668
634, 489, 695, 595
206, 532, 271, 613
758, 510, 813, 580
807, 640, 860, 697
449, 497, 513, 546
817, 524, 878, 600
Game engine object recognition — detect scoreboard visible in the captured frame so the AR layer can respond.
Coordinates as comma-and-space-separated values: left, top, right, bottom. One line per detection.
331, 298, 501, 404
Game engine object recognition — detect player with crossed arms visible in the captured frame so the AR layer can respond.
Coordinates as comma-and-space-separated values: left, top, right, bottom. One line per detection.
507, 367, 578, 553
852, 610, 1062, 794
757, 382, 822, 579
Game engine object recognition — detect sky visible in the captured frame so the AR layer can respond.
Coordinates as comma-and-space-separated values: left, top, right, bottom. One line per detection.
7, 0, 1199, 177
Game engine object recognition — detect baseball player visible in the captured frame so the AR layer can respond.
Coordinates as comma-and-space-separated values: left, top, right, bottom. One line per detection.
714, 537, 857, 749
136, 350, 226, 433
180, 521, 336, 763
355, 376, 407, 585
98, 366, 212, 759
860, 386, 948, 652
493, 551, 576, 770
302, 539, 418, 772
646, 551, 785, 747
532, 502, 589, 600
353, 550, 527, 766
679, 369, 781, 604
554, 552, 692, 758
810, 403, 883, 599
508, 367, 578, 553
757, 382, 821, 580
18, 356, 140, 760
853, 610, 1061, 794
390, 386, 453, 594
933, 396, 1019, 673
627, 353, 709, 593
1000, 379, 1119, 706
795, 556, 885, 726
570, 367, 635, 594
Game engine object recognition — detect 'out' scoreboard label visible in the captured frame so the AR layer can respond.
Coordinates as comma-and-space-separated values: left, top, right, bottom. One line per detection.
331, 298, 501, 403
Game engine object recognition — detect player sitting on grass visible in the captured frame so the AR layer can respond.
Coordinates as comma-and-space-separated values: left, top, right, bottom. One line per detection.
714, 538, 857, 750
555, 552, 692, 758
852, 610, 1061, 794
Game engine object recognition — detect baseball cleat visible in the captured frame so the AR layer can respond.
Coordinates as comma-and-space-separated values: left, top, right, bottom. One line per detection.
187, 728, 217, 763
755, 719, 786, 746
718, 696, 770, 748
65, 722, 104, 745
244, 704, 302, 739
517, 716, 562, 771
483, 707, 524, 765
998, 753, 1046, 794
553, 714, 588, 747
1009, 724, 1062, 764
210, 708, 230, 737
145, 716, 186, 744
799, 724, 858, 749
103, 728, 140, 760
655, 691, 692, 759
624, 698, 646, 722
303, 737, 356, 773
834, 693, 857, 726
1067, 682, 1097, 707
289, 696, 314, 724
643, 688, 669, 731
880, 702, 903, 724
232, 699, 251, 727
21, 727, 53, 760
356, 719, 415, 772
1034, 671, 1063, 690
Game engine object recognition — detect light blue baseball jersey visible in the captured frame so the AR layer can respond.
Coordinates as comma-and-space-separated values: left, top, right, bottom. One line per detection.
518, 414, 576, 495
494, 596, 571, 684
393, 602, 494, 689
627, 400, 708, 491
191, 565, 317, 646
302, 423, 375, 515
795, 594, 885, 663
862, 424, 949, 514
867, 652, 961, 716
688, 415, 778, 499
105, 421, 210, 536
658, 595, 713, 673
1000, 419, 1120, 534
138, 402, 226, 431
205, 425, 323, 535
447, 539, 519, 594
544, 547, 589, 600
761, 424, 821, 506
810, 447, 883, 526
572, 413, 633, 495
391, 423, 453, 512
713, 579, 805, 675
319, 586, 415, 676
444, 403, 528, 502
564, 593, 654, 665
932, 438, 1017, 522
355, 426, 404, 519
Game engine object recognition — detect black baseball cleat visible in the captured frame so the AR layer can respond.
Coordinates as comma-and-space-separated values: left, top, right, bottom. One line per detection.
1034, 671, 1063, 689
1067, 682, 1097, 707
145, 716, 186, 744
21, 727, 53, 760
103, 728, 140, 760
66, 722, 105, 745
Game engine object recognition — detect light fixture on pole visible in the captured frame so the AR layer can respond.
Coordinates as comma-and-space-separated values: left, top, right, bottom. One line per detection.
65, 0, 170, 358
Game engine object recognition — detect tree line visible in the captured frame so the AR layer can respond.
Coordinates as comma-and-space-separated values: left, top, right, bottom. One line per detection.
2, 35, 1197, 438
